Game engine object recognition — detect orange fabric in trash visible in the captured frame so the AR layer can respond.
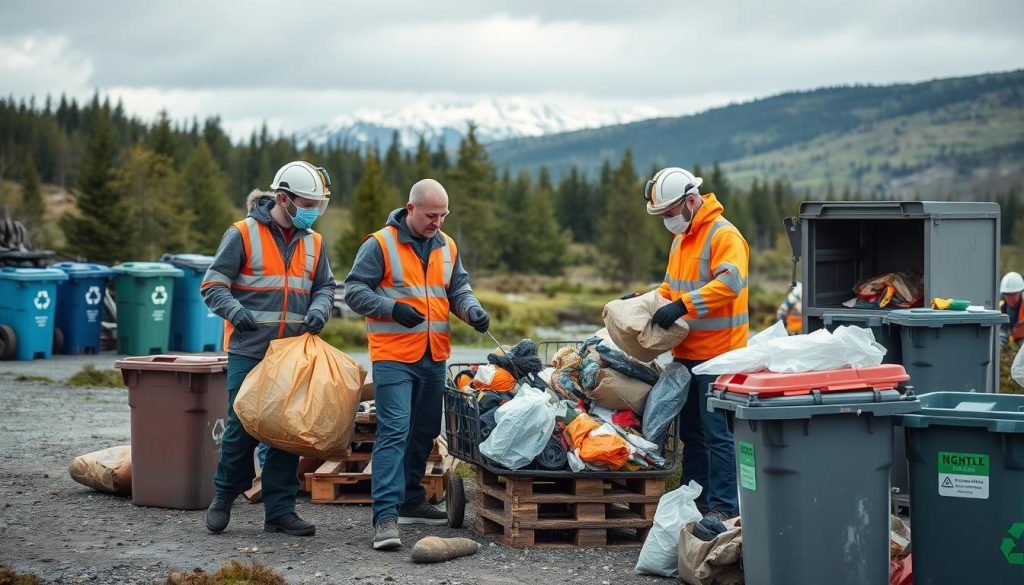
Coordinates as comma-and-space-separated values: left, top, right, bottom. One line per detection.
454, 371, 475, 391
579, 433, 630, 470
565, 413, 600, 450
473, 367, 516, 391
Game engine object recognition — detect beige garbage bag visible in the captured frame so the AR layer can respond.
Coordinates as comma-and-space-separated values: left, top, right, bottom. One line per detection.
234, 333, 365, 459
603, 291, 689, 362
68, 445, 132, 495
678, 518, 743, 585
587, 367, 653, 414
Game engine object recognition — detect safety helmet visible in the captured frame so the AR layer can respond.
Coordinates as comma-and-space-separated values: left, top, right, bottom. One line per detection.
1000, 271, 1024, 294
644, 167, 703, 215
271, 161, 332, 213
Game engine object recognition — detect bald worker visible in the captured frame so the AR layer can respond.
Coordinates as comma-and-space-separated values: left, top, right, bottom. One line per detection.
344, 178, 489, 550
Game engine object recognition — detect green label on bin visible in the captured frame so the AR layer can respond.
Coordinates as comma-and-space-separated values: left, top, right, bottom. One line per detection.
738, 441, 756, 492
937, 451, 989, 499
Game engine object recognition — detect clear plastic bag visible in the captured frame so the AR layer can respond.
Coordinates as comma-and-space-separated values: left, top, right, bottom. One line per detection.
692, 320, 788, 375
1012, 345, 1024, 389
634, 480, 704, 577
479, 385, 557, 470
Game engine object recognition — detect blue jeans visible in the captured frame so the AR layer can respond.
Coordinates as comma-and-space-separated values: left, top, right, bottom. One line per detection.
212, 353, 300, 520
676, 358, 738, 515
370, 353, 445, 527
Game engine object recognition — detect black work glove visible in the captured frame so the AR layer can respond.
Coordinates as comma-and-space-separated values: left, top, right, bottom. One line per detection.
232, 308, 259, 332
467, 306, 490, 333
392, 301, 426, 328
619, 292, 640, 300
304, 310, 327, 335
652, 299, 687, 329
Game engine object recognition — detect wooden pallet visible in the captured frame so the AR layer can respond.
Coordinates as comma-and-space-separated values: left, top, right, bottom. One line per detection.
306, 438, 450, 504
474, 468, 664, 548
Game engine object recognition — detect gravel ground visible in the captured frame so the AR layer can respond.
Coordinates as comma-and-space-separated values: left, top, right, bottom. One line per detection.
0, 352, 669, 585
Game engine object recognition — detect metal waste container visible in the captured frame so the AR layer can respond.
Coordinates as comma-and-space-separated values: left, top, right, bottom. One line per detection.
51, 262, 114, 355
896, 392, 1024, 585
709, 365, 919, 585
111, 262, 183, 355
0, 267, 68, 360
161, 254, 223, 353
117, 355, 228, 509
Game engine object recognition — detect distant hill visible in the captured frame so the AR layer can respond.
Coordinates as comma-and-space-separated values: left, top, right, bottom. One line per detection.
486, 70, 1024, 198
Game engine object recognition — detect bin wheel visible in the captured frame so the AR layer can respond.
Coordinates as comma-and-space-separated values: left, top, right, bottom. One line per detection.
0, 325, 17, 360
53, 326, 64, 354
446, 473, 465, 528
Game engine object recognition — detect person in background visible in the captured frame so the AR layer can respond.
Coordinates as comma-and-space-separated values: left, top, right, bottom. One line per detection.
999, 271, 1023, 349
776, 282, 803, 334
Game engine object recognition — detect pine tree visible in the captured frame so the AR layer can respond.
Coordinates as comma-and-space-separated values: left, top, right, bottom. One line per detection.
414, 136, 433, 179
183, 139, 237, 254
555, 167, 593, 243
19, 157, 45, 243
60, 101, 129, 263
496, 171, 531, 272
116, 145, 193, 260
149, 110, 177, 162
383, 131, 405, 201
335, 150, 396, 267
446, 125, 498, 272
523, 174, 569, 275
598, 150, 654, 284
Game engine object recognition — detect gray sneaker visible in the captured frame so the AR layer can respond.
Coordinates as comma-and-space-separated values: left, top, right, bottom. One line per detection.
373, 518, 401, 550
398, 500, 448, 526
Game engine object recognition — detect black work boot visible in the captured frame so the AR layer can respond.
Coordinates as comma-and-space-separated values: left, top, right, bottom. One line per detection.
205, 494, 236, 534
264, 512, 315, 536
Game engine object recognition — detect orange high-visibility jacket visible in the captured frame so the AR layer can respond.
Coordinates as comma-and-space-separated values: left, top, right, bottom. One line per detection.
205, 217, 322, 350
657, 194, 749, 361
365, 225, 457, 363
1003, 298, 1024, 343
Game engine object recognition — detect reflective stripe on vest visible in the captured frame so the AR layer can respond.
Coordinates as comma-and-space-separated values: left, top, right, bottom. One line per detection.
366, 225, 456, 363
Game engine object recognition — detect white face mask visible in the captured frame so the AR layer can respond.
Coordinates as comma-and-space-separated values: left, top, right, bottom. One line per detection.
663, 214, 690, 234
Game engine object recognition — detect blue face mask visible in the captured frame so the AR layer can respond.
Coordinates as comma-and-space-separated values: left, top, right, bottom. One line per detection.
285, 198, 320, 229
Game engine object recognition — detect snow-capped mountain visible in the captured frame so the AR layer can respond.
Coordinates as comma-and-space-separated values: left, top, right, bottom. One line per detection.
299, 97, 661, 151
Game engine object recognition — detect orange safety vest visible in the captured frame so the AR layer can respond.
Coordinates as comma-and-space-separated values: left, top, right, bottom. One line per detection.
1008, 300, 1024, 342
365, 225, 457, 363
218, 218, 322, 349
657, 194, 749, 361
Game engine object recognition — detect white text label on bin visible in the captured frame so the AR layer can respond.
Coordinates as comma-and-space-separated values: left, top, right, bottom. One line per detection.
938, 451, 989, 500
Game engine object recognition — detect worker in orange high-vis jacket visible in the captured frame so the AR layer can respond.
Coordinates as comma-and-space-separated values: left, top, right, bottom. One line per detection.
344, 178, 488, 551
199, 161, 336, 538
647, 167, 749, 522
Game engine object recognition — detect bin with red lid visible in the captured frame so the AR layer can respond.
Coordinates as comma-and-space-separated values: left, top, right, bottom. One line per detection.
708, 365, 920, 585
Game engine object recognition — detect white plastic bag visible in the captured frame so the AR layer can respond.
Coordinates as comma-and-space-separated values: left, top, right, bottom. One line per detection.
693, 320, 788, 375
1012, 345, 1024, 389
479, 385, 557, 470
634, 480, 704, 577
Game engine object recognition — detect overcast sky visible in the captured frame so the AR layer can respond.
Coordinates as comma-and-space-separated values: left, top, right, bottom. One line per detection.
2, 0, 1022, 140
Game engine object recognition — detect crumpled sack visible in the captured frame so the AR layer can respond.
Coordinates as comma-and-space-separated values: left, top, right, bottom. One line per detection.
642, 363, 691, 445
854, 271, 924, 308
234, 333, 364, 459
473, 365, 516, 391
603, 291, 690, 362
565, 412, 601, 449
488, 339, 544, 378
588, 367, 653, 414
578, 424, 630, 469
634, 481, 703, 577
694, 322, 885, 375
678, 517, 743, 585
595, 343, 659, 385
479, 385, 557, 469
1012, 345, 1024, 388
68, 445, 132, 495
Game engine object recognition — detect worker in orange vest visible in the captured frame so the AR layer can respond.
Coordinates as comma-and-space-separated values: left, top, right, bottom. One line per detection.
1000, 271, 1024, 349
200, 161, 336, 537
776, 282, 803, 334
344, 178, 489, 550
647, 167, 749, 521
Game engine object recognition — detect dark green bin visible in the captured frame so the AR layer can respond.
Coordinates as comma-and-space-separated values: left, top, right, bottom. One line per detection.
112, 262, 184, 355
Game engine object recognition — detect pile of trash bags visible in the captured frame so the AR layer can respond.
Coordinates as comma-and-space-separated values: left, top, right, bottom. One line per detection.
453, 334, 690, 473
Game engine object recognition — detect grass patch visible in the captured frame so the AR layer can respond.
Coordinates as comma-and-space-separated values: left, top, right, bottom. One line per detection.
161, 560, 287, 585
67, 365, 124, 388
455, 462, 476, 479
0, 566, 43, 585
14, 375, 53, 384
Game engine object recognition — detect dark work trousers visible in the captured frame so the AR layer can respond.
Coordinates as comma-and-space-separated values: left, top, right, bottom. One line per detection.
212, 353, 300, 520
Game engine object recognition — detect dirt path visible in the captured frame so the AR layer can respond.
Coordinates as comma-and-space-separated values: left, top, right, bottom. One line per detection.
0, 366, 666, 584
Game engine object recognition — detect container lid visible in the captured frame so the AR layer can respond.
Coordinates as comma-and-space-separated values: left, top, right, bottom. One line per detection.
111, 262, 184, 278
159, 253, 215, 270
712, 365, 909, 399
115, 355, 227, 373
896, 391, 1024, 433
709, 388, 920, 420
884, 308, 1007, 327
0, 267, 70, 282
50, 262, 115, 278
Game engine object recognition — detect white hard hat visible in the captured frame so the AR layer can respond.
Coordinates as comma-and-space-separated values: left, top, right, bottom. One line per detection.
645, 167, 703, 215
271, 161, 332, 212
1001, 271, 1024, 294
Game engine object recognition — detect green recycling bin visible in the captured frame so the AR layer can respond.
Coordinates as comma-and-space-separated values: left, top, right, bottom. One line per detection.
897, 392, 1024, 585
111, 262, 184, 355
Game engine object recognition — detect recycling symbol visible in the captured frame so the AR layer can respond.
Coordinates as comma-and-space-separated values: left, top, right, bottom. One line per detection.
85, 286, 102, 306
151, 285, 169, 305
33, 290, 51, 310
1002, 522, 1024, 565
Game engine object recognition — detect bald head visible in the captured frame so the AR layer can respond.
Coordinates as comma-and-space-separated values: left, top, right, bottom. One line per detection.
406, 178, 450, 238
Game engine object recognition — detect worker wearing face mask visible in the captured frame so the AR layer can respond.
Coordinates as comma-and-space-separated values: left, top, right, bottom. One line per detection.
645, 167, 749, 522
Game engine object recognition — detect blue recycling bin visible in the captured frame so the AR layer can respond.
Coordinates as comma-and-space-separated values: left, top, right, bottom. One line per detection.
51, 262, 114, 355
160, 254, 223, 352
0, 267, 69, 360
